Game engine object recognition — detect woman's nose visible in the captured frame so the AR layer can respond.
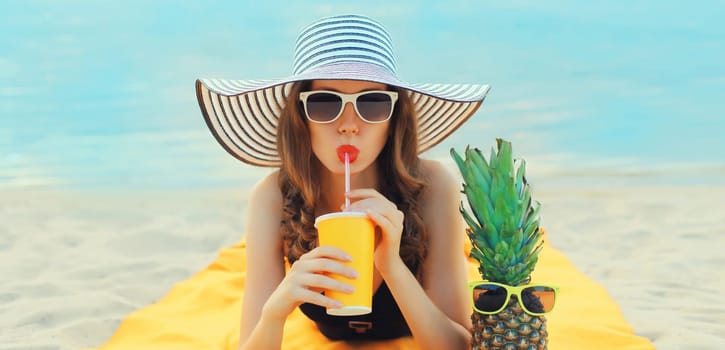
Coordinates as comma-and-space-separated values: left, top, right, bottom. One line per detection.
337, 101, 359, 135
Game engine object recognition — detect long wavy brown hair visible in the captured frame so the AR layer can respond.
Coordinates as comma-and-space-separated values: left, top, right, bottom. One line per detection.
276, 81, 428, 280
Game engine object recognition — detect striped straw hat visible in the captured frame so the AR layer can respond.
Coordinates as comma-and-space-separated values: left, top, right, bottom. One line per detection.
196, 14, 490, 167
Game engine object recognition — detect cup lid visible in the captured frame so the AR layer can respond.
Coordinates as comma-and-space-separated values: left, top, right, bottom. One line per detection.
314, 211, 368, 227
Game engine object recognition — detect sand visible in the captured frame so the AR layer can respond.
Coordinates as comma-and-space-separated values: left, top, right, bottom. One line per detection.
1, 184, 724, 349
539, 184, 725, 349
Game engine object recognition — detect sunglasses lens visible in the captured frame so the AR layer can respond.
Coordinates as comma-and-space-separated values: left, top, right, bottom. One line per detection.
521, 286, 556, 314
356, 92, 393, 122
305, 92, 342, 122
472, 284, 508, 313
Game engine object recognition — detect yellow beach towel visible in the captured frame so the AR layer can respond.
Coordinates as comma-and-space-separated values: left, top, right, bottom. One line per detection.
94, 236, 654, 350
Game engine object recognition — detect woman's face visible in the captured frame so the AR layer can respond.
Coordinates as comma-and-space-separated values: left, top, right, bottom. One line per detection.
306, 79, 391, 176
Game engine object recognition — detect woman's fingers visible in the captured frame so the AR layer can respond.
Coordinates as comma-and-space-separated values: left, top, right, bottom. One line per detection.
365, 208, 401, 238
346, 189, 402, 224
311, 292, 344, 309
295, 248, 358, 279
299, 245, 352, 262
287, 246, 358, 300
267, 246, 360, 316
277, 272, 352, 310
346, 189, 398, 212
298, 273, 355, 294
345, 190, 404, 238
280, 280, 343, 309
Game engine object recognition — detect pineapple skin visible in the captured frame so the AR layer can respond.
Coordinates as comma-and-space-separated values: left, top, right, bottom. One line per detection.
471, 301, 548, 350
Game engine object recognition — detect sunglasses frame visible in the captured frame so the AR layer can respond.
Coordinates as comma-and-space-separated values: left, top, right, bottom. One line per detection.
467, 281, 559, 316
299, 90, 399, 124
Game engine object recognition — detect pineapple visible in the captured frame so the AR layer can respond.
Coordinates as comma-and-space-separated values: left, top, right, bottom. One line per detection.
450, 139, 548, 350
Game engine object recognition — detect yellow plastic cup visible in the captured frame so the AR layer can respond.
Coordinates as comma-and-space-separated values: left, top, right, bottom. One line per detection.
315, 211, 375, 316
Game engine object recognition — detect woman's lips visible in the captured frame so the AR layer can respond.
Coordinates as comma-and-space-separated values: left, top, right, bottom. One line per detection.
336, 145, 359, 163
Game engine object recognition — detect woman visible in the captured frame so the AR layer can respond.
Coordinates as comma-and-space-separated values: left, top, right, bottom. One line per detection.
195, 14, 490, 350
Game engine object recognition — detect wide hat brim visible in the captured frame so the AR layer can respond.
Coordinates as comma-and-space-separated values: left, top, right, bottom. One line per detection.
196, 62, 490, 167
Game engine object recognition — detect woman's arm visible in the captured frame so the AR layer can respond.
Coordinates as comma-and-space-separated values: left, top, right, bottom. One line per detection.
346, 160, 471, 349
238, 172, 287, 350
238, 171, 360, 350
420, 159, 472, 344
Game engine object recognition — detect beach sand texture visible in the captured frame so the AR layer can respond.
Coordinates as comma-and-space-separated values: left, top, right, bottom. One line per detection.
1, 184, 723, 349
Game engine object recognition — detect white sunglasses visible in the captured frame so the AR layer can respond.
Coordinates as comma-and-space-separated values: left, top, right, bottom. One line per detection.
299, 90, 398, 124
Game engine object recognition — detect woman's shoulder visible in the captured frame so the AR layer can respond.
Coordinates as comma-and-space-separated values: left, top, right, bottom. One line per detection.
419, 158, 460, 196
245, 170, 284, 244
417, 158, 462, 222
248, 170, 283, 209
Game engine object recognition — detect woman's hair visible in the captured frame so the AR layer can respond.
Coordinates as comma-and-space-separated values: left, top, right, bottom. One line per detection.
277, 81, 429, 280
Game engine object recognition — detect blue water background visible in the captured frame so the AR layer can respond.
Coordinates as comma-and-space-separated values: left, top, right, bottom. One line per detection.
1, 1, 724, 189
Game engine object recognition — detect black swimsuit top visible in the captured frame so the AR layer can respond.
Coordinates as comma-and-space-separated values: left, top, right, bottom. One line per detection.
299, 281, 412, 340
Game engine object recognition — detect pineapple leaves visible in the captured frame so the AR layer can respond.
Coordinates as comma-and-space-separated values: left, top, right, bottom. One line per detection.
466, 147, 492, 188
514, 159, 526, 197
451, 139, 545, 285
459, 203, 481, 232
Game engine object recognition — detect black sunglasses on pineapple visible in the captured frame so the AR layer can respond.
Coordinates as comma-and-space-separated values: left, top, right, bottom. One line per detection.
468, 281, 559, 316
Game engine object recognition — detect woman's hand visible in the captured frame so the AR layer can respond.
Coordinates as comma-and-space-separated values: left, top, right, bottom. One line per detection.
262, 246, 359, 321
345, 188, 405, 274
